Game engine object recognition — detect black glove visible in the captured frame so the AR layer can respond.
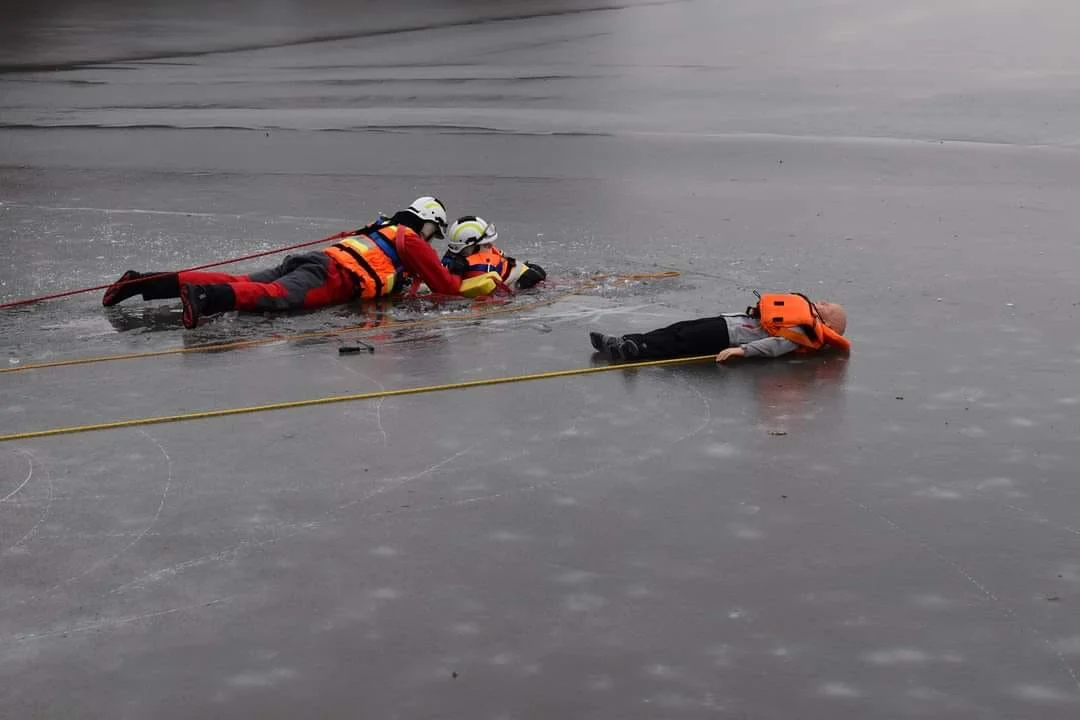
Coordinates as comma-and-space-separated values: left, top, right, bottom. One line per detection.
515, 263, 546, 289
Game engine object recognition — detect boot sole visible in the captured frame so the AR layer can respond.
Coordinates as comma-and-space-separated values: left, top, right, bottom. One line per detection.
102, 270, 140, 307
180, 284, 199, 329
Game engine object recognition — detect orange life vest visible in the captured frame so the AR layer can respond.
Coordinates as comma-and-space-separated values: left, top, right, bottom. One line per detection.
462, 246, 514, 281
323, 225, 411, 299
753, 293, 851, 353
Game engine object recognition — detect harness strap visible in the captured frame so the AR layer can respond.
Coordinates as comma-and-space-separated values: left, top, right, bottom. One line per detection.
333, 242, 384, 297
370, 232, 402, 270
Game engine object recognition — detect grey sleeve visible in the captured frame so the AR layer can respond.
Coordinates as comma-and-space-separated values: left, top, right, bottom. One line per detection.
740, 336, 800, 358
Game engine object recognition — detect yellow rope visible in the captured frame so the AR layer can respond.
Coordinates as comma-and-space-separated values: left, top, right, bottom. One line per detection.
0, 354, 715, 442
1, 272, 677, 375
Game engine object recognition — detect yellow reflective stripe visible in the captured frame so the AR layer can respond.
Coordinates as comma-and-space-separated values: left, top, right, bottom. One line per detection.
330, 236, 397, 297
450, 220, 487, 244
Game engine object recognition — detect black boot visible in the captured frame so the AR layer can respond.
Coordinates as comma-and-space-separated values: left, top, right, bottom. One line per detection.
617, 335, 642, 360
589, 331, 623, 360
102, 270, 179, 306
180, 283, 236, 329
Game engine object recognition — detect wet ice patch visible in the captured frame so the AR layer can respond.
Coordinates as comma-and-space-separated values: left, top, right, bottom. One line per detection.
555, 570, 595, 585
562, 593, 606, 612
490, 530, 531, 542
226, 667, 298, 689
1053, 636, 1080, 655
819, 682, 862, 698
489, 652, 518, 666
1011, 684, 1073, 702
934, 387, 988, 403
1056, 564, 1080, 583
453, 481, 489, 493
976, 477, 1015, 491
863, 648, 930, 665
897, 475, 931, 486
450, 622, 480, 636
729, 523, 764, 540
651, 691, 699, 709
368, 587, 401, 600
433, 438, 463, 452
702, 443, 738, 458
916, 487, 962, 500
645, 663, 679, 679
704, 644, 733, 667
1009, 417, 1037, 427
244, 511, 272, 526
369, 545, 398, 557
910, 593, 953, 610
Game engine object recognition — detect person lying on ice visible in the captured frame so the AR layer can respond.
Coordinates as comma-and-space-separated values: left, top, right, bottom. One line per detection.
101, 197, 507, 328
588, 292, 850, 363
440, 216, 547, 290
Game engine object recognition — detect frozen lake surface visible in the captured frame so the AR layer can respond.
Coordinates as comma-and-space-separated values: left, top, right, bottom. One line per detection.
3, 1, 1080, 717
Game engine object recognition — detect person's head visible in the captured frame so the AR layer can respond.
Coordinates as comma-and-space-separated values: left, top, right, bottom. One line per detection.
393, 196, 448, 241
815, 300, 847, 335
445, 215, 498, 256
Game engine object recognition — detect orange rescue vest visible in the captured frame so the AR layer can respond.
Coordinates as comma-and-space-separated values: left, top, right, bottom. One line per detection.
323, 225, 410, 299
753, 292, 851, 353
462, 246, 514, 281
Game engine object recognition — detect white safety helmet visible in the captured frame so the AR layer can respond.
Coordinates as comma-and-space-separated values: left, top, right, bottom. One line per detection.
446, 215, 498, 254
406, 196, 449, 239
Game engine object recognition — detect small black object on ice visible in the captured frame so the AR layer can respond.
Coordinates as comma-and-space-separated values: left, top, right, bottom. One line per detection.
338, 339, 374, 355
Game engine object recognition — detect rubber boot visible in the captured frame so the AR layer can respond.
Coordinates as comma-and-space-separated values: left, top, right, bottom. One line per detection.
589, 332, 623, 360
180, 283, 237, 329
102, 270, 180, 306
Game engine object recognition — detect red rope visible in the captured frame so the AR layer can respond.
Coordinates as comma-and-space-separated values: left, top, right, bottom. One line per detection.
0, 230, 354, 309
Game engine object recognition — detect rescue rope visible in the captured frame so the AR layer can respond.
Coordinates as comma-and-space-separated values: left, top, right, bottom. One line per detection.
0, 271, 679, 375
0, 230, 354, 309
0, 354, 717, 442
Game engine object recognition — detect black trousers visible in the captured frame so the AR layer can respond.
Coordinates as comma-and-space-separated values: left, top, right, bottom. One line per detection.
626, 316, 732, 359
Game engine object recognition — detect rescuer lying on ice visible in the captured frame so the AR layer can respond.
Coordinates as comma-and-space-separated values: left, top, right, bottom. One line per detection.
439, 216, 547, 290
589, 292, 850, 363
101, 197, 507, 328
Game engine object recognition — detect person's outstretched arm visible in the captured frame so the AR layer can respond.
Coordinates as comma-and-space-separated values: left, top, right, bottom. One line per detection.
397, 232, 464, 295
718, 336, 799, 363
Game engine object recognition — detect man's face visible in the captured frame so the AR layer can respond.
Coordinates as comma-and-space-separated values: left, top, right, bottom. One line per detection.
420, 221, 437, 242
